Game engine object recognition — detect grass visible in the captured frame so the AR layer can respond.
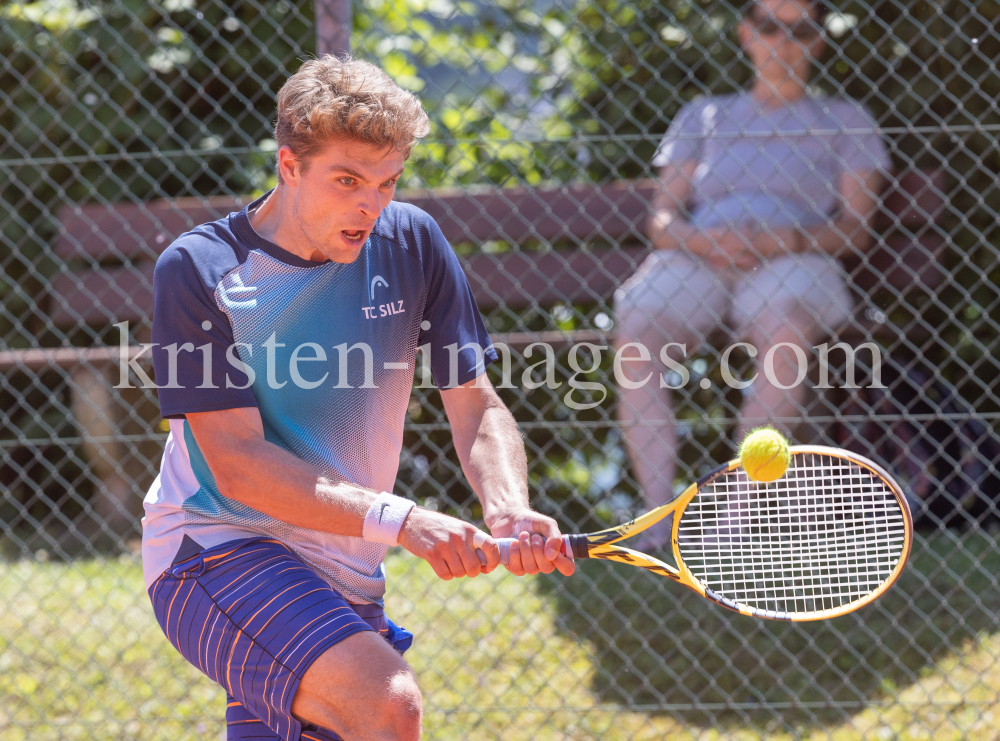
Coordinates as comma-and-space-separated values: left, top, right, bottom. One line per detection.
1, 530, 999, 740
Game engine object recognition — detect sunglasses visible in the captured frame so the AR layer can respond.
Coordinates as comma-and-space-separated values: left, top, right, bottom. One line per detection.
749, 17, 822, 41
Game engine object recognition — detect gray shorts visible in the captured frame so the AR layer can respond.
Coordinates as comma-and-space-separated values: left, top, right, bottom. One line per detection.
614, 250, 852, 342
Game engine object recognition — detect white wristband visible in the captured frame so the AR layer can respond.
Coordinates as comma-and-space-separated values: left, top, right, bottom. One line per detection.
362, 493, 415, 546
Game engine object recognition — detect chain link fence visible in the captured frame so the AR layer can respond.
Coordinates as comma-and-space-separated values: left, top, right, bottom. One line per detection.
2, 0, 999, 738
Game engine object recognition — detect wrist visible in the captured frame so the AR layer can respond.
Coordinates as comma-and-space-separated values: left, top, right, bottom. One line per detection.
483, 504, 531, 532
683, 228, 713, 255
362, 492, 415, 546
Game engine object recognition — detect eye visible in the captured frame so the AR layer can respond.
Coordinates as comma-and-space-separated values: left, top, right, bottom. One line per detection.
338, 176, 355, 186
792, 24, 820, 40
381, 178, 398, 188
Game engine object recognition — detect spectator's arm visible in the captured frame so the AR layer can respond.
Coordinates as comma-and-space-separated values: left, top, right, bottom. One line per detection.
801, 169, 884, 256
647, 162, 751, 268
646, 162, 709, 253
748, 170, 883, 258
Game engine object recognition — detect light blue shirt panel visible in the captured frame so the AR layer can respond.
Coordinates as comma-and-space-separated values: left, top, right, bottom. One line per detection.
217, 233, 422, 493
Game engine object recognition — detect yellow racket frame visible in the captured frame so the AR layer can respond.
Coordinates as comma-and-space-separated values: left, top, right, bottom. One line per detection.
567, 445, 913, 621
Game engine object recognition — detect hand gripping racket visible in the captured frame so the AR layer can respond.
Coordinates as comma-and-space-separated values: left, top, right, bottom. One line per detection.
486, 445, 912, 621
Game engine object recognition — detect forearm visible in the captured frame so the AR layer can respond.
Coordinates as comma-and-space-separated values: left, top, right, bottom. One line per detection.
206, 433, 375, 536
439, 377, 574, 576
187, 407, 503, 579
647, 208, 713, 254
453, 402, 529, 529
757, 217, 872, 258
802, 216, 873, 256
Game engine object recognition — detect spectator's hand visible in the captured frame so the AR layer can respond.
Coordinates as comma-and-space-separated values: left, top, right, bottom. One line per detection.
489, 508, 575, 577
398, 507, 501, 580
733, 230, 764, 271
742, 226, 798, 263
697, 229, 752, 270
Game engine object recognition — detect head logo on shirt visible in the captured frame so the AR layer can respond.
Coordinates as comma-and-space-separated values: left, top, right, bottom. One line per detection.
370, 275, 389, 301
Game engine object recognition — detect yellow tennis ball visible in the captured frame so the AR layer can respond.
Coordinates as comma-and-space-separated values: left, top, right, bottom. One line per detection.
739, 427, 791, 482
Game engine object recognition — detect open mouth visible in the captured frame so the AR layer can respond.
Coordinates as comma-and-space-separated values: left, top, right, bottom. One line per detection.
342, 229, 367, 243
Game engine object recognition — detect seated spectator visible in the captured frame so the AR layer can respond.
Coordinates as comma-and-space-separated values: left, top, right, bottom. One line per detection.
614, 0, 889, 547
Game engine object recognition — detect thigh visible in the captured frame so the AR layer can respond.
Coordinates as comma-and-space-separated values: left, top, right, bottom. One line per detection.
226, 694, 340, 741
148, 537, 377, 741
614, 250, 731, 346
731, 255, 852, 342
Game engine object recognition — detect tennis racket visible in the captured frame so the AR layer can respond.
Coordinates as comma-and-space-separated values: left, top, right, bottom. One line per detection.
485, 445, 912, 621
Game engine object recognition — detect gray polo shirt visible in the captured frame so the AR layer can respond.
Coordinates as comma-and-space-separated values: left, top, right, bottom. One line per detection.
652, 91, 890, 230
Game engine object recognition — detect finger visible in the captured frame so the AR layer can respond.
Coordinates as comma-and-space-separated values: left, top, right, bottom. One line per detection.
518, 531, 539, 575
534, 525, 575, 576
543, 533, 565, 562
473, 531, 501, 573
552, 550, 576, 577
530, 533, 553, 574
439, 545, 467, 580
505, 537, 525, 576
456, 538, 483, 578
427, 555, 453, 581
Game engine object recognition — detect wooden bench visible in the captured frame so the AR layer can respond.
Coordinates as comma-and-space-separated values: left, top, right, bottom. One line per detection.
1, 170, 946, 531
34, 168, 946, 352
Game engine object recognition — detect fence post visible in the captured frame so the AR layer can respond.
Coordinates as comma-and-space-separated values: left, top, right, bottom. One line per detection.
316, 0, 352, 57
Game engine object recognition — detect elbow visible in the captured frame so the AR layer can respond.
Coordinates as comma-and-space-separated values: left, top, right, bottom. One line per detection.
214, 470, 241, 501
644, 212, 660, 243
202, 445, 252, 502
646, 209, 677, 248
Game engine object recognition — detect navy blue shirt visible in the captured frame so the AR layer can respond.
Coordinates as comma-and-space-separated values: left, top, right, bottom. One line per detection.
142, 193, 497, 602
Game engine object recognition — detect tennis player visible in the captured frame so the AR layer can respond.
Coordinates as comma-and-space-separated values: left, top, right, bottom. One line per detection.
141, 56, 574, 741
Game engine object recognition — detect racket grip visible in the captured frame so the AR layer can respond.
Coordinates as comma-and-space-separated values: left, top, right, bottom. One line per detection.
496, 537, 514, 565
475, 537, 568, 566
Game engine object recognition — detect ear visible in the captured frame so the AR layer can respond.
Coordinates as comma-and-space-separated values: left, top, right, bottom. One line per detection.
277, 146, 301, 186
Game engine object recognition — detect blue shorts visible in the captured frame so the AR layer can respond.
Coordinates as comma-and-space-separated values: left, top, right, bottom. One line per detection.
148, 537, 412, 741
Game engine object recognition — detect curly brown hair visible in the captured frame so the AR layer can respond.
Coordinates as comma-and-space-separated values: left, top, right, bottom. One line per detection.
274, 56, 430, 181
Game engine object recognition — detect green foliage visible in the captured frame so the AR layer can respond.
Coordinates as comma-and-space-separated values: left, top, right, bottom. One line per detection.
0, 0, 316, 532
0, 0, 314, 344
354, 0, 568, 187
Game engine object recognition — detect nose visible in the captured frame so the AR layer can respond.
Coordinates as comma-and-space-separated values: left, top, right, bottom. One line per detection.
358, 185, 382, 219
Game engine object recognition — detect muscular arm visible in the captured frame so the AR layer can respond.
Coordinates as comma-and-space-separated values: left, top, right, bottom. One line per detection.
440, 377, 527, 527
440, 374, 574, 576
187, 407, 372, 534
186, 406, 500, 579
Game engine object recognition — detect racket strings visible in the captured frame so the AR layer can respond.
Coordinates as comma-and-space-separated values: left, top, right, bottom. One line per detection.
677, 452, 908, 618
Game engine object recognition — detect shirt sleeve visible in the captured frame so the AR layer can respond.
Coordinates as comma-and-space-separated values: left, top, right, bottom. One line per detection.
834, 102, 891, 174
151, 244, 258, 418
416, 218, 498, 388
651, 101, 703, 168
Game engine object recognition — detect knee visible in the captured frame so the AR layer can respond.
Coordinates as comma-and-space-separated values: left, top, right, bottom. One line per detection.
339, 668, 422, 741
613, 300, 692, 351
295, 663, 422, 741
745, 304, 826, 349
382, 669, 422, 741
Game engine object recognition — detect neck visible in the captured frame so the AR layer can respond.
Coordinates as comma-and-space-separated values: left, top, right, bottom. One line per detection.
751, 74, 809, 108
249, 185, 326, 262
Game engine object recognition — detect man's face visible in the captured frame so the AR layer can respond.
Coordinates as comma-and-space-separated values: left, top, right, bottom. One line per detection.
277, 138, 405, 263
741, 0, 825, 88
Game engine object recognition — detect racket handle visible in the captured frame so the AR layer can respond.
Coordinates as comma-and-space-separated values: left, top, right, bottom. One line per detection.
475, 537, 569, 566
496, 537, 514, 565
